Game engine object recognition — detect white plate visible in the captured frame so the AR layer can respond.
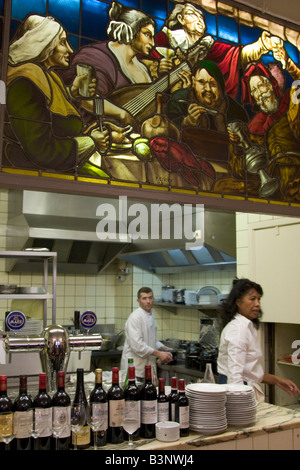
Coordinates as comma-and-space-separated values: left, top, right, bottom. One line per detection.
187, 383, 227, 394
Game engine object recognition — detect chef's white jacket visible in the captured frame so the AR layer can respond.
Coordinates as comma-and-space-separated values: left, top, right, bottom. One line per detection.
120, 307, 164, 378
217, 313, 265, 395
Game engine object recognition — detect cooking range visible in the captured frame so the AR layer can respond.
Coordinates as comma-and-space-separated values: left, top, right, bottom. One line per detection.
162, 318, 219, 374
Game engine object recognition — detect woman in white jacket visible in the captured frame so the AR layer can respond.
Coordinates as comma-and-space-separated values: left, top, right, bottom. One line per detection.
217, 278, 300, 401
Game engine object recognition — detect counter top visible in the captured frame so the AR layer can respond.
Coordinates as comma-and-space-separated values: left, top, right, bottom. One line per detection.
104, 402, 300, 451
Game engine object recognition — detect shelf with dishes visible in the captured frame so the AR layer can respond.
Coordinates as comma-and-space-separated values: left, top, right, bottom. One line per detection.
154, 285, 226, 314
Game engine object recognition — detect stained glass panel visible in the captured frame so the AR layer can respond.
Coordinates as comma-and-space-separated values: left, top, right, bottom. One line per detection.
48, 0, 80, 35
1, 0, 300, 211
11, 0, 47, 19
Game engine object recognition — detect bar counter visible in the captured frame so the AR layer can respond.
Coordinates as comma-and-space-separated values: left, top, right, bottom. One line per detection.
104, 402, 300, 451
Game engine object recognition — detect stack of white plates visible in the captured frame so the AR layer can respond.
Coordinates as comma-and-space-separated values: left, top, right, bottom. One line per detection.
225, 384, 257, 426
186, 383, 227, 435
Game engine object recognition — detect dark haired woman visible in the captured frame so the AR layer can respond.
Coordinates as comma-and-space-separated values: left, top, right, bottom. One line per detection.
217, 278, 299, 402
69, 1, 157, 97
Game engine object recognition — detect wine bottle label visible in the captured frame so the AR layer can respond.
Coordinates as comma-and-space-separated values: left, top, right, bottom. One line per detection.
109, 399, 125, 427
14, 410, 33, 438
72, 425, 90, 446
157, 402, 169, 422
0, 412, 13, 438
91, 402, 108, 431
124, 400, 141, 425
179, 406, 189, 428
34, 408, 53, 437
53, 406, 71, 438
141, 400, 157, 424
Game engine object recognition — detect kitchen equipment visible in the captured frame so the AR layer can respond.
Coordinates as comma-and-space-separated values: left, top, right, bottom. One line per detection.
4, 324, 103, 391
197, 286, 220, 305
0, 284, 17, 294
161, 286, 176, 303
173, 289, 185, 304
184, 290, 198, 306
16, 286, 46, 294
185, 342, 202, 370
166, 349, 177, 365
199, 318, 219, 373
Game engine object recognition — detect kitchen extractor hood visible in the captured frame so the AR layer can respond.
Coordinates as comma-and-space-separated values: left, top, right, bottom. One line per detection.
5, 190, 236, 274
6, 190, 132, 274
118, 208, 236, 274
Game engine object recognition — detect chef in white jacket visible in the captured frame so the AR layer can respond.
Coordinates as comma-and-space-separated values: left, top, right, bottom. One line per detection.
121, 287, 173, 380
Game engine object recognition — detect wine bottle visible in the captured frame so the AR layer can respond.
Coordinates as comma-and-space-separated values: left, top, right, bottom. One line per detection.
168, 376, 179, 422
72, 368, 90, 449
89, 368, 108, 447
107, 367, 124, 444
123, 366, 140, 441
33, 373, 52, 450
0, 375, 14, 450
52, 371, 71, 450
123, 358, 134, 389
13, 375, 33, 450
157, 377, 169, 422
140, 364, 157, 438
178, 379, 189, 437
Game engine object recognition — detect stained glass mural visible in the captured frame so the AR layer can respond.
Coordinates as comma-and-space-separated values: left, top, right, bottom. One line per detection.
1, 0, 300, 208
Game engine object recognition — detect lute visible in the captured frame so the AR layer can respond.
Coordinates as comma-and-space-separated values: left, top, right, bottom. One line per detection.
109, 61, 190, 122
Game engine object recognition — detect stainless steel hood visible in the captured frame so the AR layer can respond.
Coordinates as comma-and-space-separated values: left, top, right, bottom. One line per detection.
6, 190, 132, 274
5, 190, 236, 274
118, 209, 236, 274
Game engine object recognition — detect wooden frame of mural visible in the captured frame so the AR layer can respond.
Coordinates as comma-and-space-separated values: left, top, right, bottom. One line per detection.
1, 0, 300, 216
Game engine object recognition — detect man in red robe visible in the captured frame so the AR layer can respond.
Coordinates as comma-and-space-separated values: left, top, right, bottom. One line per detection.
154, 2, 275, 99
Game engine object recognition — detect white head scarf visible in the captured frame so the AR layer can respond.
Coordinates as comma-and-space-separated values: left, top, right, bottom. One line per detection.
9, 15, 62, 65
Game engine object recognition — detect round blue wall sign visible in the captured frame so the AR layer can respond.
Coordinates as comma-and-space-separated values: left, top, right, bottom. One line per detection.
80, 310, 97, 330
6, 311, 26, 331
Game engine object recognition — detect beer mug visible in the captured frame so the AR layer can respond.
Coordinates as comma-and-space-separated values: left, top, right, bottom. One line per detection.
76, 63, 95, 97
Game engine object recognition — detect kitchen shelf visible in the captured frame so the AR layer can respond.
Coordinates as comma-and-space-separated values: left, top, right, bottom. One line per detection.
277, 360, 300, 368
0, 250, 57, 327
154, 301, 220, 314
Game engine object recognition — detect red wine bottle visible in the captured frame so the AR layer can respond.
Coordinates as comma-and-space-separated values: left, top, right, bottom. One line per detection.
178, 379, 189, 437
140, 365, 157, 438
90, 368, 108, 447
13, 375, 33, 450
168, 376, 179, 422
52, 371, 71, 450
157, 377, 169, 422
72, 368, 90, 449
123, 366, 140, 441
107, 367, 124, 444
33, 373, 52, 450
0, 375, 14, 450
